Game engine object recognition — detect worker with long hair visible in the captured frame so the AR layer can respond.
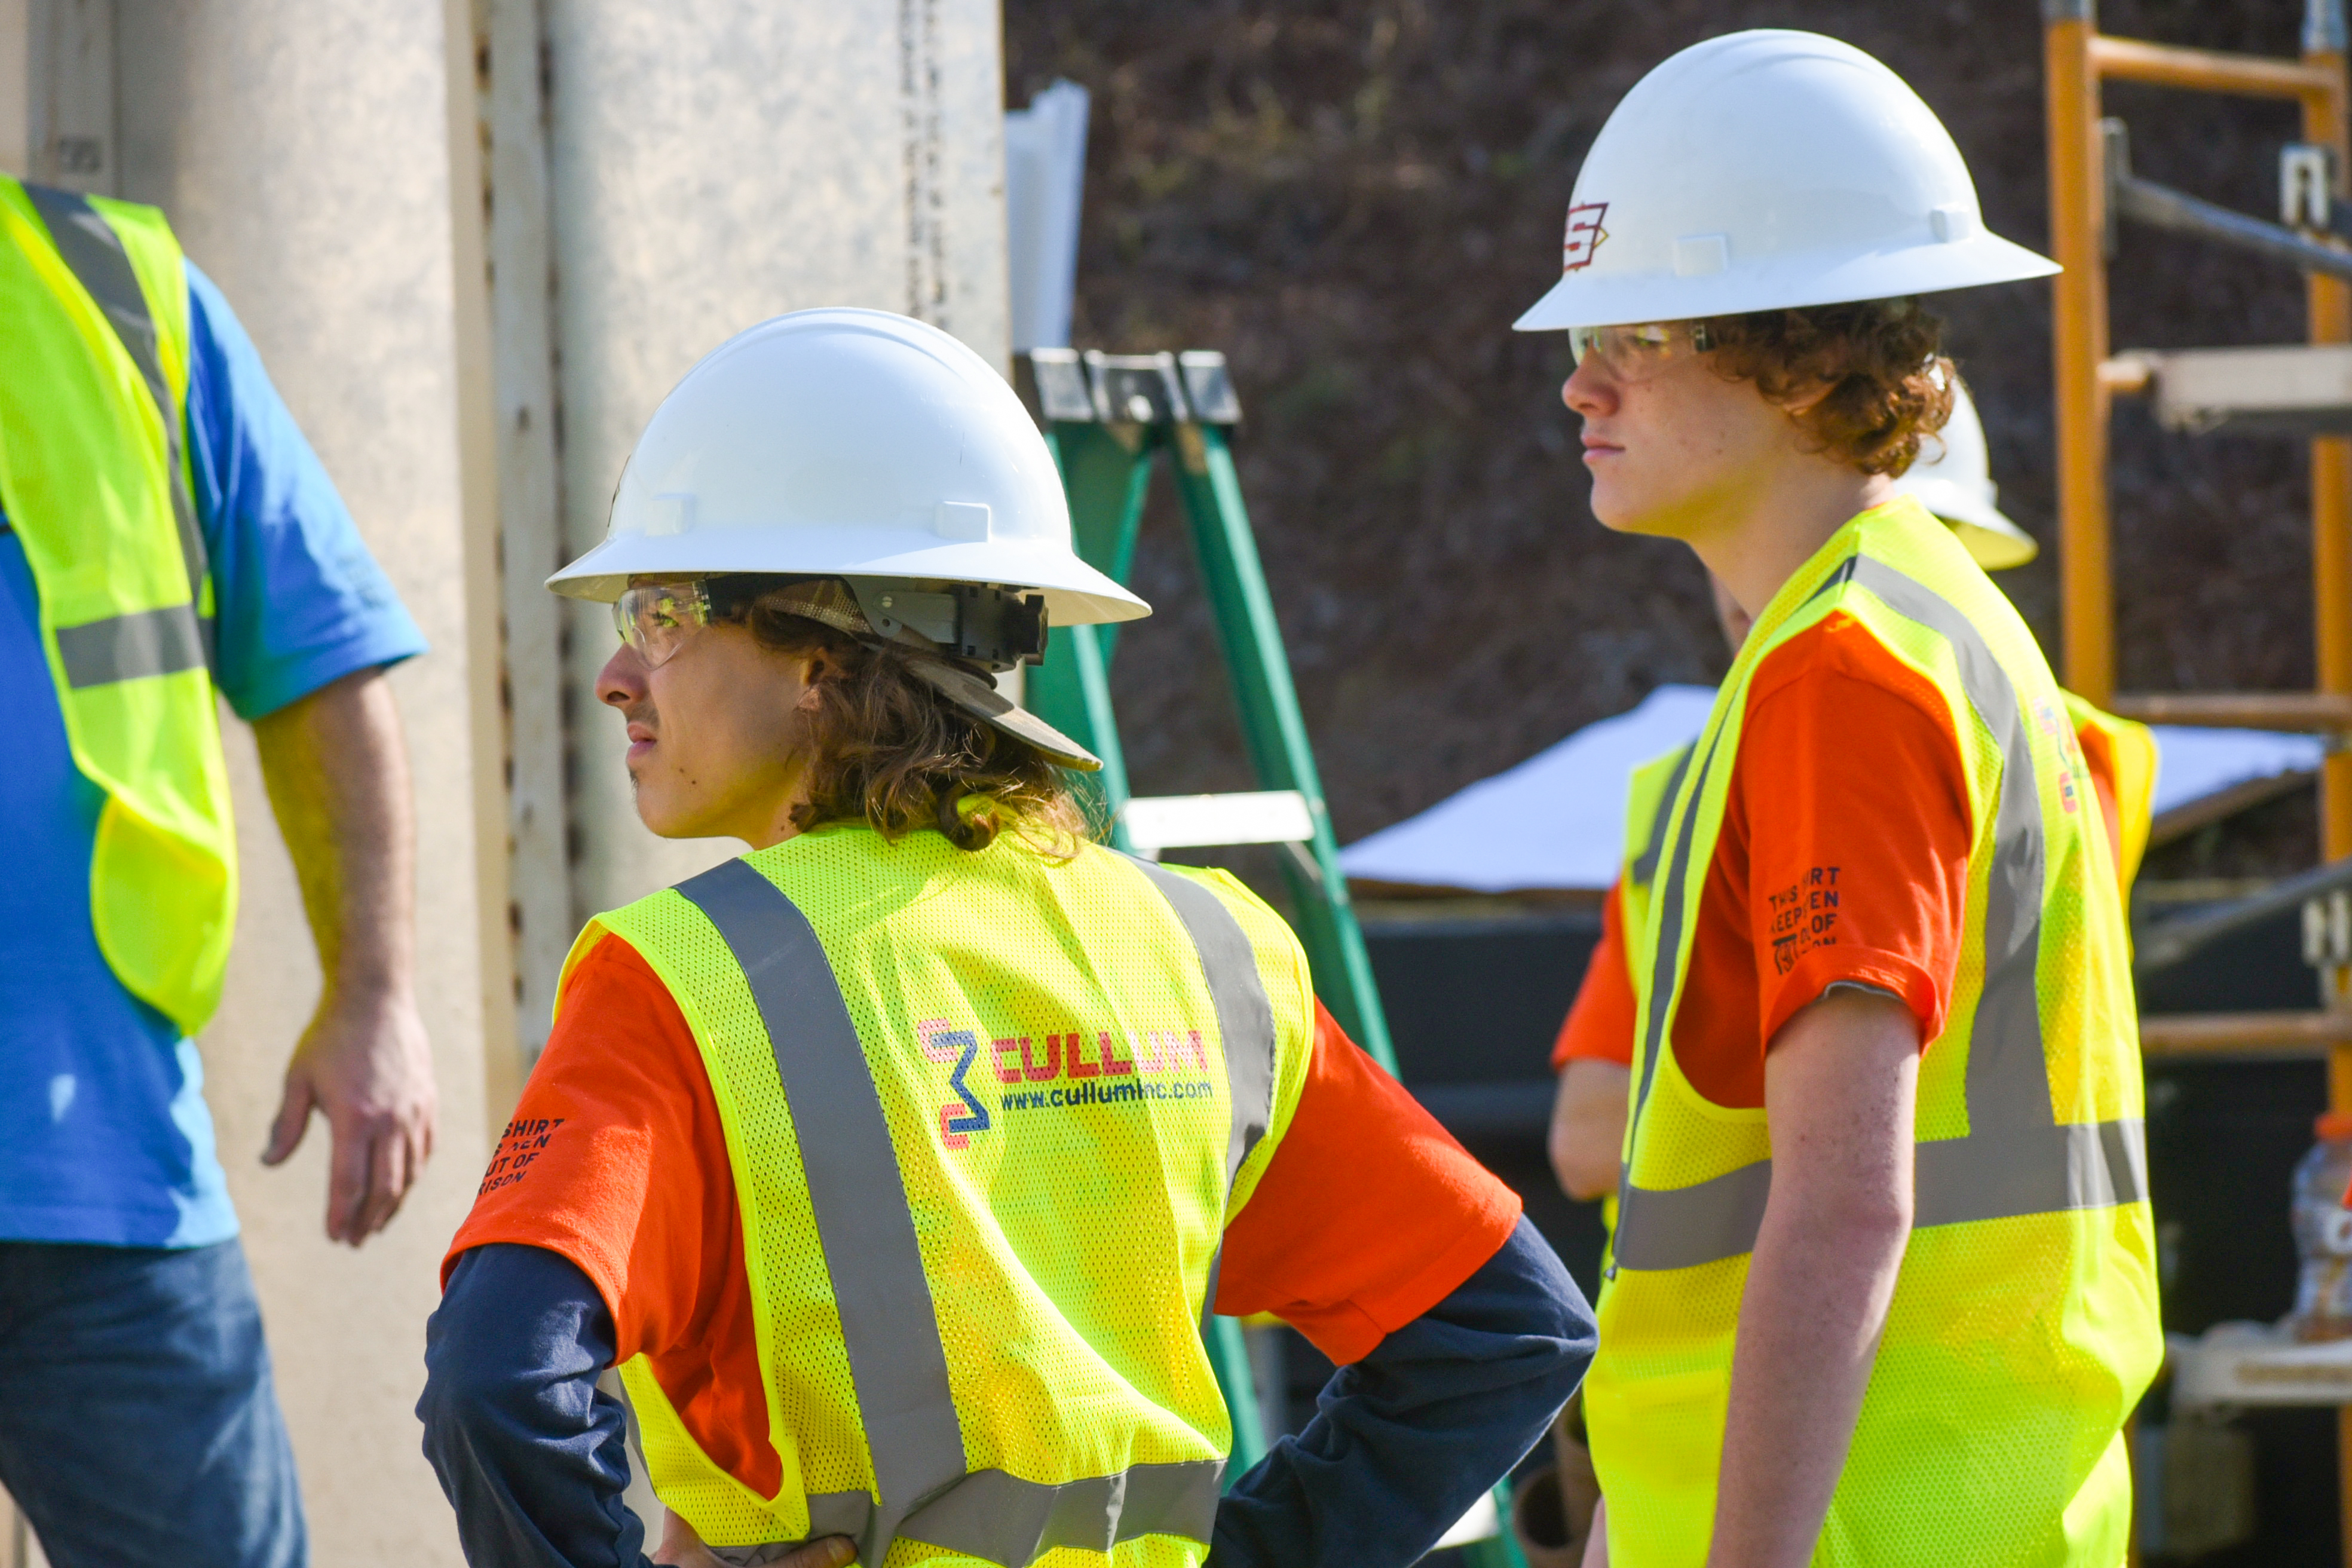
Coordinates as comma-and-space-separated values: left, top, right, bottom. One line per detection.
418, 308, 1591, 1568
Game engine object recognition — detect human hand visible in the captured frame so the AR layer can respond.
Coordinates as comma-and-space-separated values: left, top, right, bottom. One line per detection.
653, 1510, 855, 1567
263, 985, 437, 1245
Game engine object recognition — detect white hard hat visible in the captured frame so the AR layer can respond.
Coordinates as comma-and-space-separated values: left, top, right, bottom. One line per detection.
1514, 30, 2057, 332
1893, 378, 2037, 570
548, 307, 1148, 629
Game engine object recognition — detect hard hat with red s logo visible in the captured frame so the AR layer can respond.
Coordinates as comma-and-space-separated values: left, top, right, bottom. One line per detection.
1514, 30, 2057, 333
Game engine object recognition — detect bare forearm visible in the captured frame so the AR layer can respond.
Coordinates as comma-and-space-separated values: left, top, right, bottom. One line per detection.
1706, 990, 1918, 1568
251, 664, 434, 1243
1550, 1061, 1630, 1201
253, 666, 414, 999
1709, 1195, 1908, 1565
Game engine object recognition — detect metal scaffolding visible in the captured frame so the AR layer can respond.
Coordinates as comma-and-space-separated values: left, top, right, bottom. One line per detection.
2046, 1, 2352, 1556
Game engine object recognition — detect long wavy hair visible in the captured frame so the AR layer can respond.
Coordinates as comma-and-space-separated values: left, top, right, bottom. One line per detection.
733, 596, 1092, 856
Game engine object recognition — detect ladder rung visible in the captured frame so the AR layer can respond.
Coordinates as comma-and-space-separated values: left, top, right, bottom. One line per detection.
2120, 343, 2352, 436
2087, 35, 2339, 101
2139, 1010, 2352, 1058
1121, 790, 1314, 857
2108, 691, 2352, 730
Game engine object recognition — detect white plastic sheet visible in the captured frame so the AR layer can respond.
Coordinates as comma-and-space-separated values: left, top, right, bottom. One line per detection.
1338, 685, 2326, 895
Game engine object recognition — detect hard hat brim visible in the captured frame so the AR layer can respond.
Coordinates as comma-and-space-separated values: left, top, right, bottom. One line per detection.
905, 659, 1104, 771
1904, 479, 2039, 570
1512, 231, 2059, 333
546, 529, 1150, 627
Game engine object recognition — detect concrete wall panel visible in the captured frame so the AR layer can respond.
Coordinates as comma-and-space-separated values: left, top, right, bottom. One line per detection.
540, 0, 1009, 917
115, 4, 488, 1562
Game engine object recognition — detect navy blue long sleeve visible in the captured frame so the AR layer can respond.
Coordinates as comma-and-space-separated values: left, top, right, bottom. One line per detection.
422, 1218, 1591, 1568
1209, 1215, 1594, 1567
421, 1244, 651, 1568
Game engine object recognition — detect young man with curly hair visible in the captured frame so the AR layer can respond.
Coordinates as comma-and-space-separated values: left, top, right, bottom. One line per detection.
1515, 31, 2160, 1568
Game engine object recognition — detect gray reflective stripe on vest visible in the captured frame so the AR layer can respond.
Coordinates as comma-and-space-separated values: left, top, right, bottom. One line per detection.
724, 1462, 1227, 1566
1612, 556, 2146, 1275
1123, 857, 1277, 1192
54, 601, 207, 687
1123, 855, 1279, 1355
673, 857, 1225, 1566
901, 1457, 1226, 1560
23, 182, 214, 676
1625, 741, 1697, 888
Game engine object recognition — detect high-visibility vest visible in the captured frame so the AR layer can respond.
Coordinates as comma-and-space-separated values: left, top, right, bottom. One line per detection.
563, 825, 1315, 1568
1589, 497, 2161, 1567
2063, 691, 2158, 893
1591, 741, 1697, 1245
1616, 743, 1694, 981
0, 177, 235, 1037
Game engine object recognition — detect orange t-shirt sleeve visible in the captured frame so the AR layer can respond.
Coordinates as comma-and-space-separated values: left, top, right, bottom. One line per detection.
1741, 613, 1975, 1054
1553, 877, 1637, 1071
443, 935, 739, 1370
2072, 721, 2127, 879
1213, 1002, 1523, 1367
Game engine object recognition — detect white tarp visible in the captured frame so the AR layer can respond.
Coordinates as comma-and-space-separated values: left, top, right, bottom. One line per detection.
1338, 684, 2326, 895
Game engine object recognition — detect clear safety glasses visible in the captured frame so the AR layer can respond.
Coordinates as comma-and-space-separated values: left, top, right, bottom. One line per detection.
1567, 320, 1713, 384
613, 579, 719, 669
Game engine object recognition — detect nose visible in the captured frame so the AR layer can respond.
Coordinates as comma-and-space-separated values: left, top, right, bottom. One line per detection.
599, 642, 649, 709
1563, 360, 1615, 418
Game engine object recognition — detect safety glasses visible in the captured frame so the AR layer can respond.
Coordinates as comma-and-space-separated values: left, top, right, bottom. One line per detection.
613, 579, 719, 669
1567, 320, 1713, 384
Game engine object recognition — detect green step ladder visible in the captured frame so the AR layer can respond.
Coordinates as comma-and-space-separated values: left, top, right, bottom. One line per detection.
1024, 347, 1528, 1568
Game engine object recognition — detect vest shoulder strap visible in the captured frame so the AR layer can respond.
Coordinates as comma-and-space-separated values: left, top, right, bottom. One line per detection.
19, 181, 210, 667
1122, 856, 1278, 1199
1625, 740, 1698, 889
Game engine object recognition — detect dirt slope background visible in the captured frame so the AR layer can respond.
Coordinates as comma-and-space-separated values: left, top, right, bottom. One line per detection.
1002, 0, 2324, 874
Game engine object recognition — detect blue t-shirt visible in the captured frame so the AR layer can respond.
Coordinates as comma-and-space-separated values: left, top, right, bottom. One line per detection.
0, 261, 428, 1247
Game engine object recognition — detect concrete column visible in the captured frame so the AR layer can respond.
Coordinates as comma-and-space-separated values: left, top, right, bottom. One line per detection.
1, 1, 1013, 1559
532, 0, 1011, 919
108, 2, 494, 1563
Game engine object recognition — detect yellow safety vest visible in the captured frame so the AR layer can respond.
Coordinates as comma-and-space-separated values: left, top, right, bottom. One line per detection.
0, 177, 235, 1037
1590, 498, 2161, 1567
1617, 743, 1694, 980
2063, 691, 2158, 893
1591, 742, 1698, 1245
562, 825, 1316, 1567
1602, 697, 2146, 1248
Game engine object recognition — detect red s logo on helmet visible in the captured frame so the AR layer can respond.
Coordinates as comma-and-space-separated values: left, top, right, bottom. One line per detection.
1563, 203, 1610, 272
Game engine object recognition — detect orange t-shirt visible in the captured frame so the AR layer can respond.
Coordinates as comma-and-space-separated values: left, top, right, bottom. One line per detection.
1551, 879, 1639, 1071
1546, 612, 1973, 1105
1549, 624, 2130, 1092
449, 934, 1521, 1500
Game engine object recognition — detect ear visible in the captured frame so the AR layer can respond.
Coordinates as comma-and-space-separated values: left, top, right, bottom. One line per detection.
792, 651, 831, 712
1775, 377, 1838, 418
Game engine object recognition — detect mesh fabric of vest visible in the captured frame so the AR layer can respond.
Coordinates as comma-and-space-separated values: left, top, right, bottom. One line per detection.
1590, 500, 2160, 1567
0, 178, 234, 1036
570, 826, 1316, 1564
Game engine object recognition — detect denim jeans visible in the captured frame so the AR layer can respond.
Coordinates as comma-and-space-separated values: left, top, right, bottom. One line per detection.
0, 1238, 305, 1568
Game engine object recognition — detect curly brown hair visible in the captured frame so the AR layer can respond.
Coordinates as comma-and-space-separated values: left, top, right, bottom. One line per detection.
734, 596, 1094, 856
1701, 298, 1956, 477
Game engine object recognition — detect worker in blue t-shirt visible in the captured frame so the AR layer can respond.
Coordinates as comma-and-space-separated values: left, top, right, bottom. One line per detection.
0, 182, 431, 1568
